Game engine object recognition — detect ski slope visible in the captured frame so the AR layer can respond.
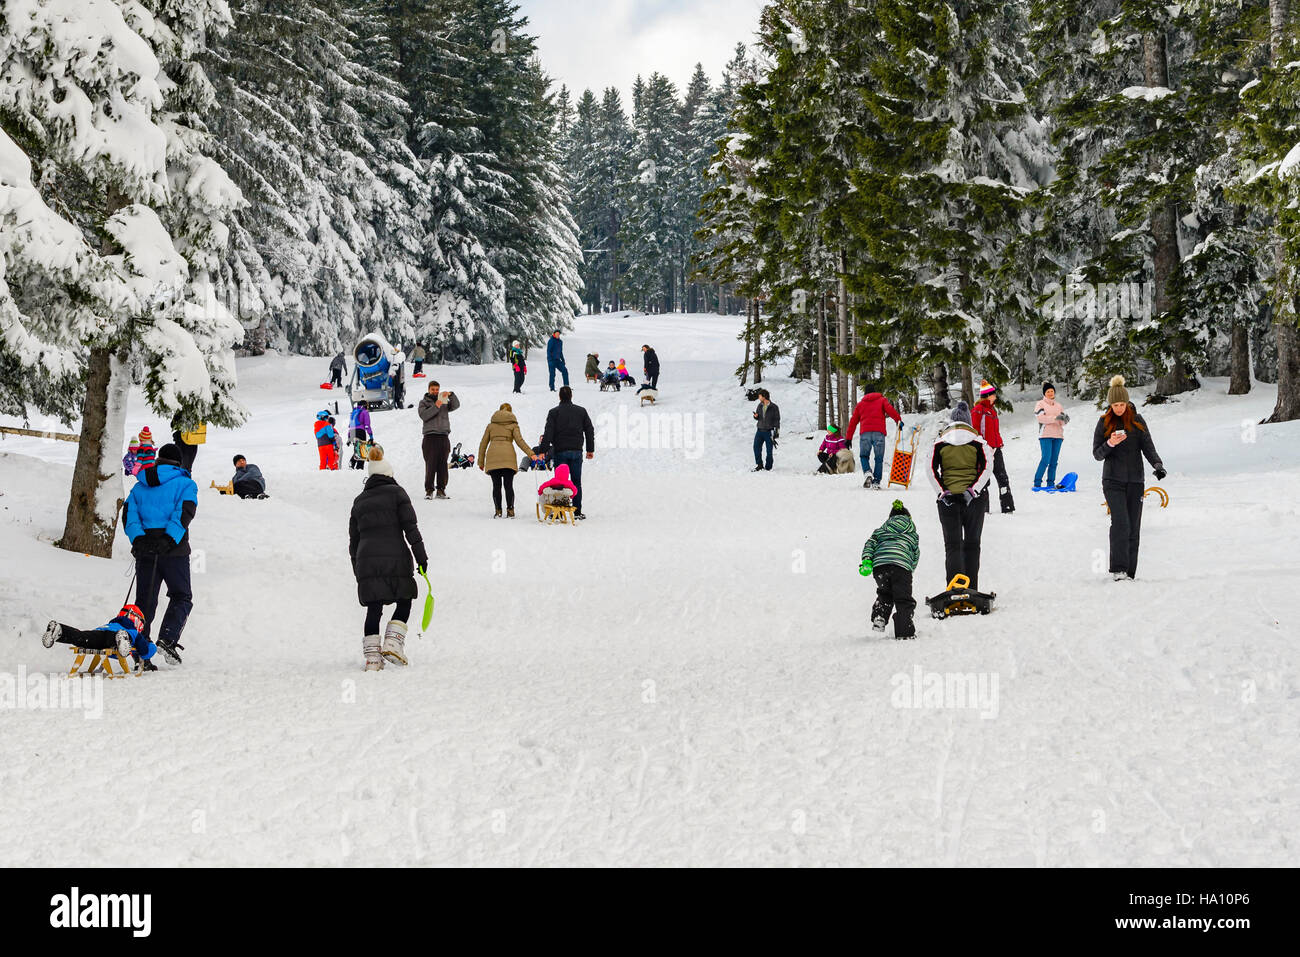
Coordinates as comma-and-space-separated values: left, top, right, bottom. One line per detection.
1, 313, 1297, 866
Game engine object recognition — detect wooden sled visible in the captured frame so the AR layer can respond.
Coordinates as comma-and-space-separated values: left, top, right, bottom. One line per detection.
586, 374, 599, 384
887, 425, 920, 490
536, 501, 577, 525
210, 480, 235, 495
67, 646, 138, 679
639, 392, 657, 406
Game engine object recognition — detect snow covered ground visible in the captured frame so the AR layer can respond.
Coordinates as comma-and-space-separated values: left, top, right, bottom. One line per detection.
1, 312, 1297, 866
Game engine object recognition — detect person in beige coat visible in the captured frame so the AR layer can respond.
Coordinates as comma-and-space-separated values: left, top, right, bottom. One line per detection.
478, 403, 541, 517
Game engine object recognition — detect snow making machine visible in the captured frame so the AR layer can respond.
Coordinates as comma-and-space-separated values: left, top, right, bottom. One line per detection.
349, 332, 406, 411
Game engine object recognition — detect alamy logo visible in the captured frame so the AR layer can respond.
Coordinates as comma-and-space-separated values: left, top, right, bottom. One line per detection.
890, 666, 1000, 719
49, 887, 151, 937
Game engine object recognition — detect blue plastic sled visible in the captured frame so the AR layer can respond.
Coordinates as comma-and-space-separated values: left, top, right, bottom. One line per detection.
1033, 471, 1078, 494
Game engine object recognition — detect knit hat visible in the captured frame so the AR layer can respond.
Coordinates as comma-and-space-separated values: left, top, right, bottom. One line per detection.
1105, 374, 1130, 406
950, 400, 972, 426
827, 424, 840, 434
512, 340, 521, 348
366, 444, 394, 477
232, 454, 246, 466
1042, 381, 1055, 395
890, 499, 910, 516
317, 409, 330, 420
138, 427, 153, 445
979, 380, 997, 398
156, 443, 182, 466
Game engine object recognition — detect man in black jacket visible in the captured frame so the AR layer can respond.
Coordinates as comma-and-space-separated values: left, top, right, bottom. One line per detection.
642, 344, 660, 389
542, 386, 595, 519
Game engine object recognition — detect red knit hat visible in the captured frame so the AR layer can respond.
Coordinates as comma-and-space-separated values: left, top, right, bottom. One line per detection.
138, 426, 154, 444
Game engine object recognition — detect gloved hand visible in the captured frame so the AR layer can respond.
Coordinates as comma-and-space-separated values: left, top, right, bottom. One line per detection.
1153, 467, 1166, 480
859, 559, 873, 577
417, 564, 427, 576
1056, 412, 1070, 423
938, 490, 953, 505
962, 489, 977, 506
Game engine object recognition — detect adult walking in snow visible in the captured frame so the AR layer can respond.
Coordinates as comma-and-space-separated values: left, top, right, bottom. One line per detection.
971, 380, 1014, 513
418, 380, 460, 500
929, 402, 994, 590
509, 340, 527, 393
546, 330, 569, 391
122, 443, 198, 664
349, 445, 428, 670
752, 389, 780, 471
642, 344, 660, 389
478, 402, 541, 518
348, 399, 373, 470
542, 386, 595, 520
231, 455, 267, 499
329, 351, 347, 388
1092, 375, 1166, 581
1033, 382, 1069, 489
845, 383, 903, 488
409, 343, 427, 378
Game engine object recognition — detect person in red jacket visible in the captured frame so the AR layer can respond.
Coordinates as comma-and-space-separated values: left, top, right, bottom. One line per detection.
315, 410, 339, 470
970, 380, 1014, 514
845, 383, 903, 488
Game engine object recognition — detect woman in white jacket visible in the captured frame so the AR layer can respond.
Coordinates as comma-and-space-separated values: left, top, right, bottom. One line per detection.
1033, 382, 1068, 488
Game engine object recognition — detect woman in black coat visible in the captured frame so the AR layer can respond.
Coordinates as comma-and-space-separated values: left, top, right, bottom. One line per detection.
1092, 376, 1166, 581
349, 446, 428, 670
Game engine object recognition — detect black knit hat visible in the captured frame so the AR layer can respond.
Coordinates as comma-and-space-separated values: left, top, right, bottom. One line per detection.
1042, 381, 1055, 395
157, 443, 183, 466
233, 454, 246, 466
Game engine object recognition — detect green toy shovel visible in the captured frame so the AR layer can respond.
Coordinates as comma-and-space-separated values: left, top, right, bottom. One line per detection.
419, 568, 435, 631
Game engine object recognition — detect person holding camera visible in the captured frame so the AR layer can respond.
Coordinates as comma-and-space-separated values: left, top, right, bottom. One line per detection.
418, 380, 460, 500
752, 389, 780, 472
1092, 375, 1166, 581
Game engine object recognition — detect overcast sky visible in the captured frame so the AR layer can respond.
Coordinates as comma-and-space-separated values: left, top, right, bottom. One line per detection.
517, 0, 765, 100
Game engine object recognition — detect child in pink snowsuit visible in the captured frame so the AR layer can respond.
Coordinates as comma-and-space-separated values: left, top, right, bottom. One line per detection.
817, 425, 850, 474
538, 464, 578, 505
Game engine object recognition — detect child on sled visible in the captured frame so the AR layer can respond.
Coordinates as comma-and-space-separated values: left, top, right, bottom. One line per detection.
42, 604, 158, 670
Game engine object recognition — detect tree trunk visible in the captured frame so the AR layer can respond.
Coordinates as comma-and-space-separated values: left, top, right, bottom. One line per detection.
59, 346, 130, 557
1267, 0, 1300, 421
932, 362, 951, 411
740, 299, 752, 386
836, 249, 850, 428
961, 363, 975, 407
753, 298, 763, 385
817, 293, 828, 430
1144, 31, 1199, 396
1228, 320, 1251, 395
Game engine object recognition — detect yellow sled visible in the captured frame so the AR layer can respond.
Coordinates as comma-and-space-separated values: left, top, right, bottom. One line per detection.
67, 646, 138, 679
1104, 485, 1169, 513
536, 502, 577, 525
210, 480, 235, 495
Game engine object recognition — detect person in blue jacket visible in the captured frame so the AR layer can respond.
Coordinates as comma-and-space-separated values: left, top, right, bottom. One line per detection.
121, 443, 198, 664
42, 604, 158, 671
546, 329, 569, 391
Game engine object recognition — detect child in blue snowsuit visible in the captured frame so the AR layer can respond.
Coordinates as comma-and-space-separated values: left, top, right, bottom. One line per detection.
42, 604, 158, 670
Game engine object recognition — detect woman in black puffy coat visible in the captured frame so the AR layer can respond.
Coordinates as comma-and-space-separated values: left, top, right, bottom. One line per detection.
349, 445, 428, 671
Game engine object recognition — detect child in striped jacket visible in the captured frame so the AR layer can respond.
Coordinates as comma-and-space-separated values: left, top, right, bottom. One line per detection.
860, 500, 920, 639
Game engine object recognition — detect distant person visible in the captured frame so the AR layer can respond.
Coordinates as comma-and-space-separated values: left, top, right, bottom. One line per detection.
1093, 375, 1166, 581
616, 359, 635, 385
314, 410, 339, 470
509, 340, 527, 393
752, 389, 779, 472
477, 402, 541, 518
541, 386, 595, 520
817, 425, 850, 474
601, 360, 621, 390
348, 400, 373, 470
349, 445, 427, 670
231, 455, 267, 499
971, 380, 1014, 513
121, 443, 198, 665
409, 343, 427, 378
585, 353, 601, 383
1033, 382, 1068, 489
329, 351, 347, 388
418, 380, 460, 499
642, 344, 660, 389
546, 329, 569, 391
845, 383, 902, 489
124, 426, 155, 477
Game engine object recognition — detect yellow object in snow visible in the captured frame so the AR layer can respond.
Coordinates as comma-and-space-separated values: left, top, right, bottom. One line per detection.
181, 423, 207, 444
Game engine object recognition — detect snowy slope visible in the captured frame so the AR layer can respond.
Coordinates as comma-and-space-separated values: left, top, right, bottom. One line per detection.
1, 313, 1297, 866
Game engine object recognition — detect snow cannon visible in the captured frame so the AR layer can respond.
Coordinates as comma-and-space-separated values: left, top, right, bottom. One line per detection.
349, 333, 406, 411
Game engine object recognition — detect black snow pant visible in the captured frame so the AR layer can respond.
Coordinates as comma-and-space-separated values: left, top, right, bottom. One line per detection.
513, 370, 525, 393
233, 479, 263, 499
986, 447, 1014, 513
422, 433, 450, 495
872, 565, 916, 637
171, 432, 198, 472
135, 553, 192, 646
1103, 479, 1145, 577
817, 451, 836, 474
489, 468, 516, 510
364, 599, 412, 636
330, 367, 343, 387
54, 624, 122, 651
937, 490, 987, 590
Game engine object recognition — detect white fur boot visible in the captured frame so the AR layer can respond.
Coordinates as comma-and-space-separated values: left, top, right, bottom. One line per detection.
381, 620, 408, 666
363, 634, 384, 671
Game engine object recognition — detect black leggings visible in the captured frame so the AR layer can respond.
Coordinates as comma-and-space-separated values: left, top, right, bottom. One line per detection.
364, 600, 411, 636
490, 468, 516, 509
